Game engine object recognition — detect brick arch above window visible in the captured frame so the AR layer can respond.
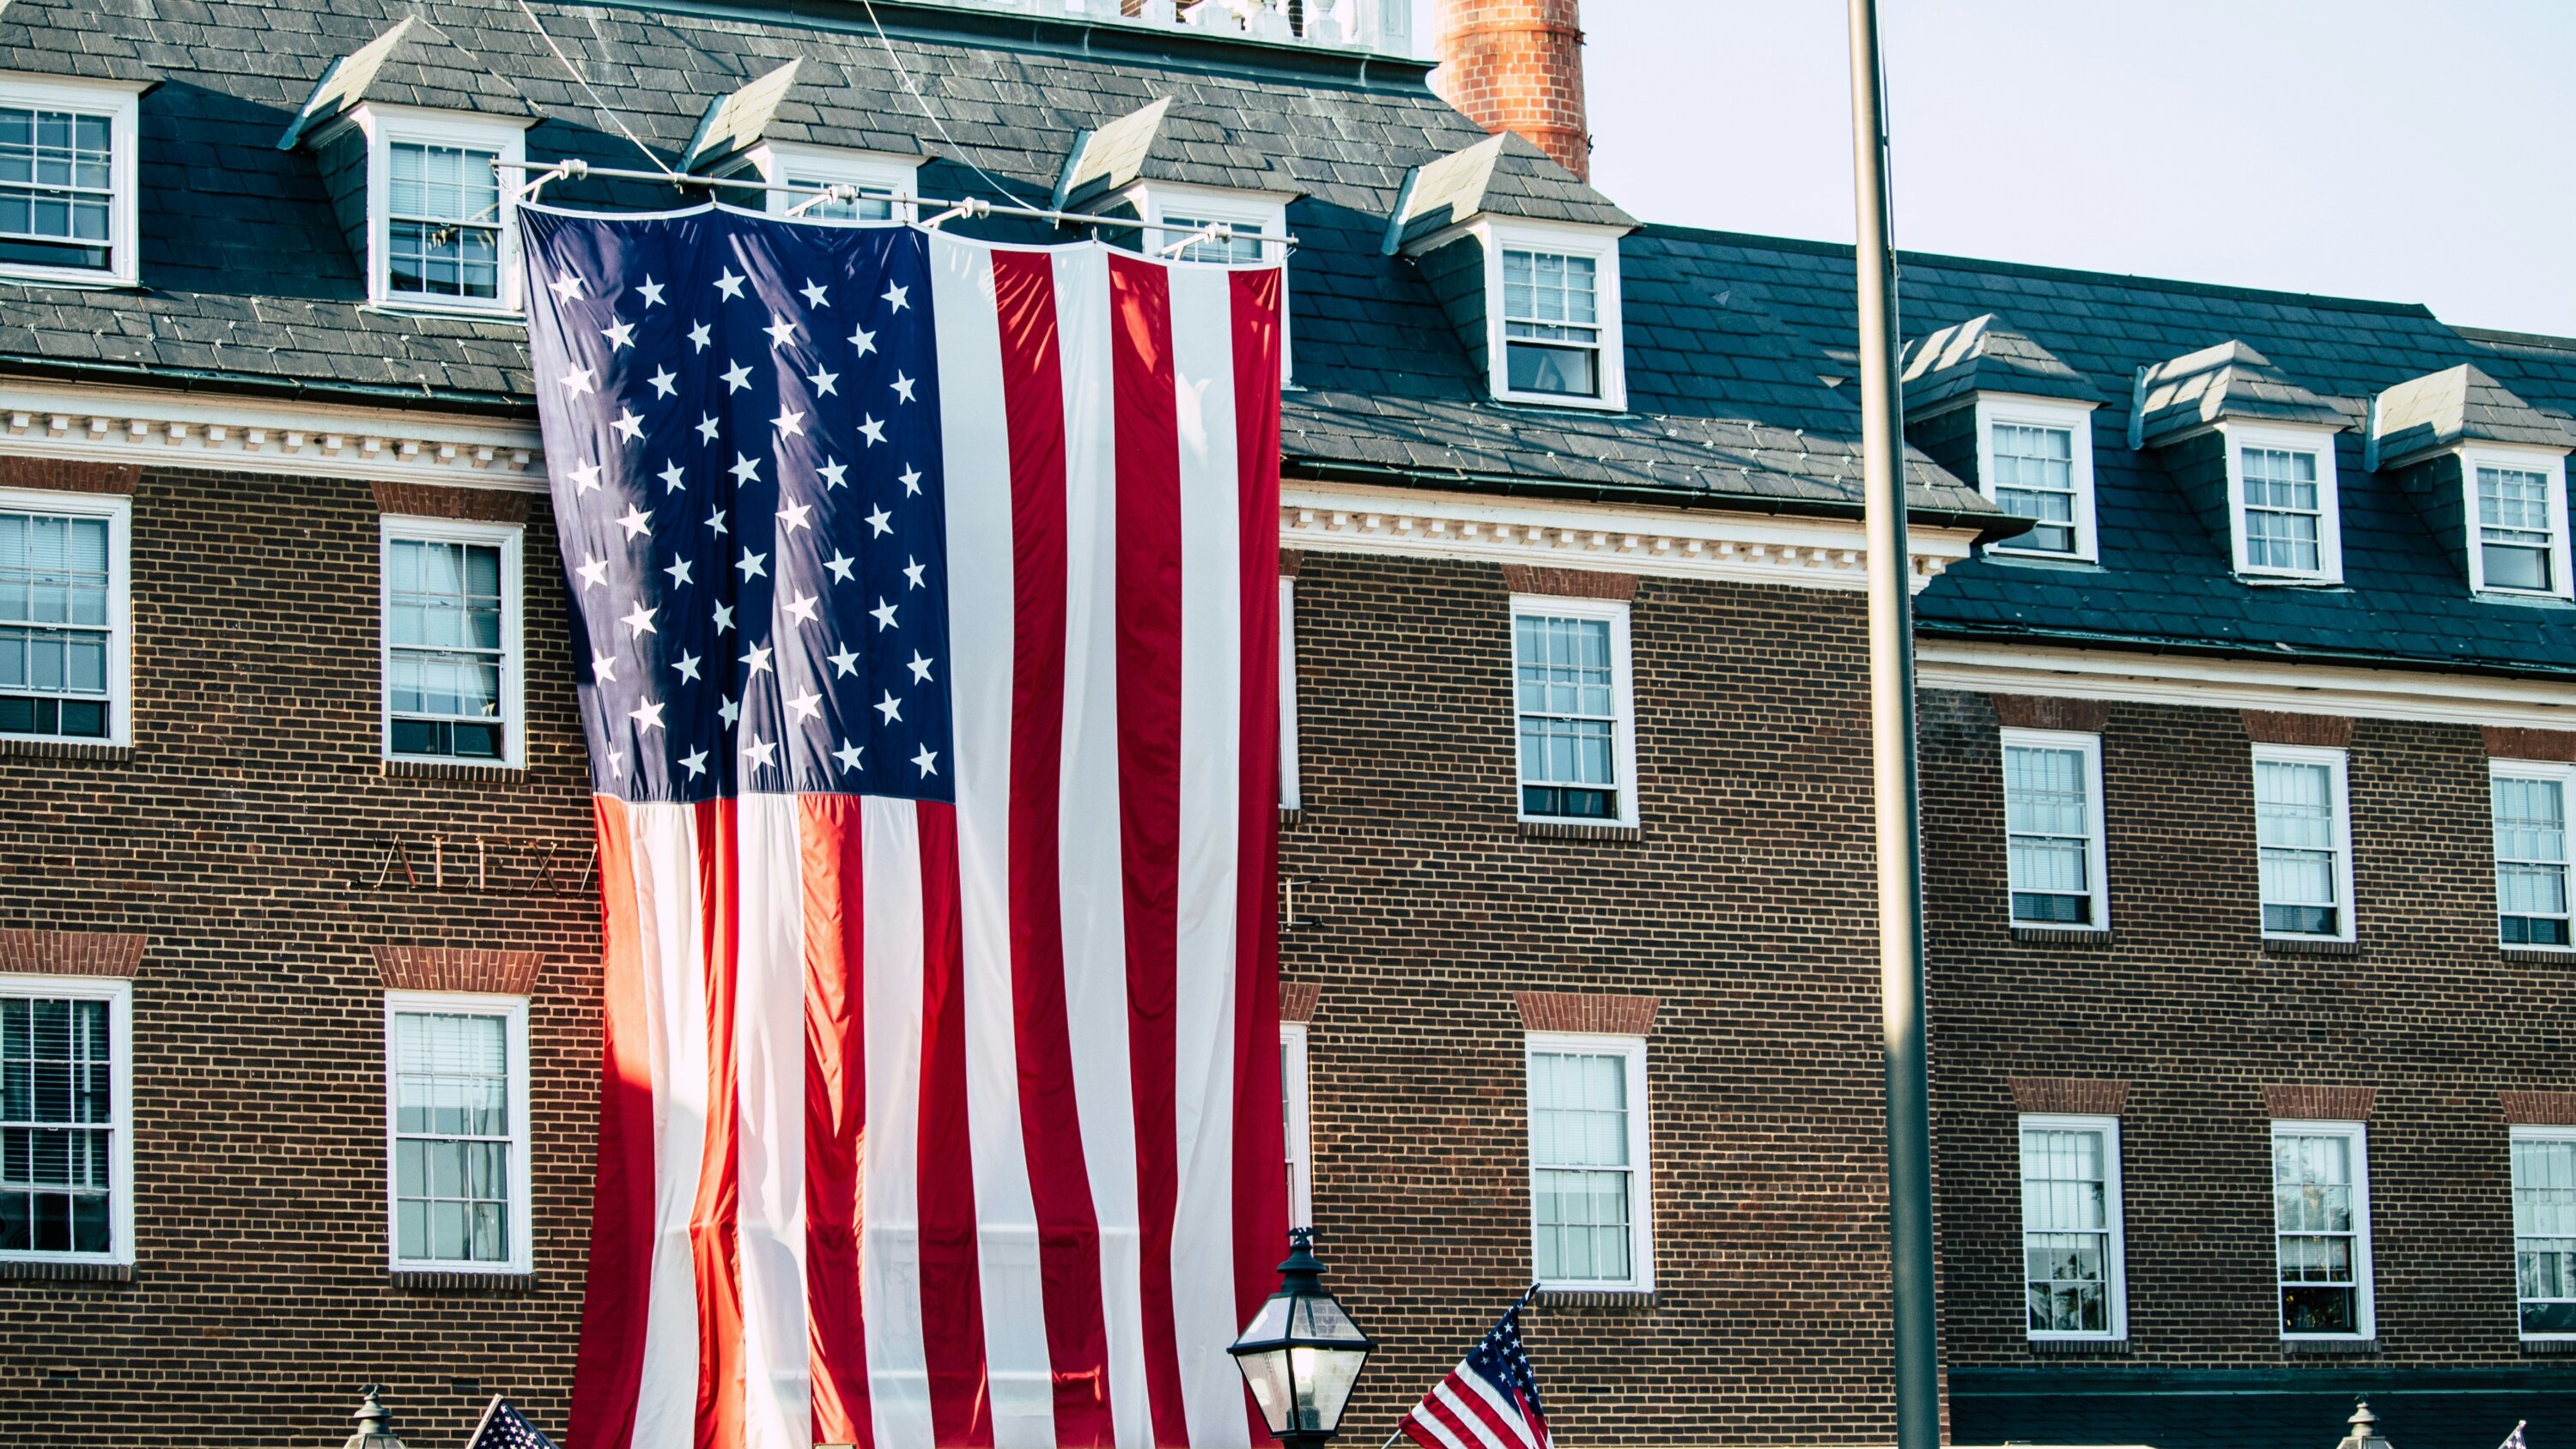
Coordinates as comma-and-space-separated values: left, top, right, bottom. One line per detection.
371, 481, 531, 524
2486, 727, 2576, 762
1500, 565, 1635, 600
1515, 990, 1659, 1036
1279, 979, 1321, 1024
1990, 694, 2109, 733
2243, 711, 2354, 749
0, 929, 145, 978
2009, 1076, 2129, 1115
369, 944, 542, 997
2263, 1083, 2377, 1121
2502, 1091, 2576, 1125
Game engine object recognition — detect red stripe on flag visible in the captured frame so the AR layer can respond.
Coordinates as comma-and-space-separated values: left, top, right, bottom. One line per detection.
1400, 1416, 1455, 1449
1226, 265, 1290, 1440
1423, 1386, 1489, 1449
915, 800, 993, 1446
694, 798, 747, 1449
993, 247, 1115, 1446
1449, 1373, 1532, 1449
570, 797, 653, 1449
1107, 252, 1192, 1446
802, 795, 871, 1449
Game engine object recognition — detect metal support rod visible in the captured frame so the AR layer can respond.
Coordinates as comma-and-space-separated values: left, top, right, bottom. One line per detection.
1845, 2, 1940, 1446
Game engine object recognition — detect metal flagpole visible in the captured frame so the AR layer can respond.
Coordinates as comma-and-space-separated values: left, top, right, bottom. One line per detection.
1844, 2, 1941, 1446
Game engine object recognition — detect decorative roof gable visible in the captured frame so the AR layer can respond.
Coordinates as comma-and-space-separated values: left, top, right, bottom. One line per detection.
2368, 363, 2575, 470
683, 59, 803, 174
1052, 97, 1295, 213
1382, 130, 1635, 254
275, 15, 534, 151
2132, 340, 2344, 446
1898, 313, 2102, 415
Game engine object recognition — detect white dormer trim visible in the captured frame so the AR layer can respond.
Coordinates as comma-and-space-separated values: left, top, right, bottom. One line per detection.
2219, 421, 2344, 585
0, 72, 146, 289
1479, 217, 1627, 413
1124, 181, 1294, 387
326, 104, 530, 318
2458, 442, 2575, 603
744, 142, 923, 223
1975, 393, 2101, 562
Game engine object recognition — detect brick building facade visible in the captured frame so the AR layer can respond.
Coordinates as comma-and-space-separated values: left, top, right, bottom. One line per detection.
0, 2, 2572, 1447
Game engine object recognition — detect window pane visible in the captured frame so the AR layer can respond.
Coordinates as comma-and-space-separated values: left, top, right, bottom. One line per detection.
2241, 449, 2324, 573
1515, 615, 1618, 808
2478, 465, 2555, 591
2005, 744, 2095, 922
0, 104, 115, 269
0, 991, 113, 1256
391, 1009, 512, 1264
1529, 1050, 1637, 1284
786, 178, 895, 223
1992, 424, 2078, 552
2256, 760, 2341, 932
2274, 1131, 2363, 1332
2020, 1125, 2115, 1334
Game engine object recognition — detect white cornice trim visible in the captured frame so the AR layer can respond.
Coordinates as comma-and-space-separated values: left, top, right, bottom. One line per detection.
0, 381, 547, 490
1917, 639, 2576, 729
1282, 480, 1976, 592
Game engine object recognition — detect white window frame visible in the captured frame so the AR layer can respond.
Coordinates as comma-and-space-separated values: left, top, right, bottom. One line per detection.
1479, 218, 1628, 412
2460, 445, 2574, 602
1509, 593, 1639, 829
1281, 1021, 1313, 1230
0, 972, 133, 1267
1127, 181, 1294, 387
2221, 421, 2344, 584
0, 484, 133, 748
2491, 758, 2575, 952
350, 106, 528, 316
2270, 1118, 2375, 1342
0, 72, 143, 288
1976, 396, 2101, 561
383, 988, 533, 1276
2512, 1124, 2576, 1343
748, 141, 922, 224
1999, 726, 2111, 932
1524, 1030, 1654, 1293
2018, 1112, 2128, 1343
2252, 743, 2356, 943
379, 514, 526, 768
1279, 574, 1302, 810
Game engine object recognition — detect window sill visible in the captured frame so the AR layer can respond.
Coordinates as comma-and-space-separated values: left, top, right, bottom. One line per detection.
0, 1259, 132, 1282
361, 301, 527, 325
0, 736, 130, 761
2027, 1337, 2129, 1355
0, 269, 138, 293
391, 1270, 538, 1293
2263, 937, 2360, 957
2504, 947, 2576, 965
2281, 1337, 2378, 1355
2523, 1337, 2576, 1355
382, 756, 525, 781
1531, 1288, 1653, 1311
1489, 390, 1626, 415
2012, 926, 2114, 947
1518, 819, 1641, 843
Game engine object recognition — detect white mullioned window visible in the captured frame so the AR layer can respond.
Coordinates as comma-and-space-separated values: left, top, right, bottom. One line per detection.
0, 75, 143, 287
1281, 1021, 1313, 1230
750, 143, 921, 223
2272, 1119, 2373, 1339
0, 973, 131, 1264
2253, 744, 2354, 942
0, 487, 131, 746
360, 108, 526, 312
2020, 1113, 2126, 1341
2001, 727, 2109, 929
1510, 595, 1638, 828
2513, 1126, 2576, 1340
380, 516, 525, 766
384, 990, 531, 1274
2224, 424, 2344, 583
2463, 448, 2573, 600
1978, 397, 2100, 560
2494, 761, 2573, 949
1525, 1032, 1653, 1292
1279, 574, 1301, 811
1483, 221, 1627, 410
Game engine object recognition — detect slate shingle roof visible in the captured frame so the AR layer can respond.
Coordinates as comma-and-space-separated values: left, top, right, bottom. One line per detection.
1898, 313, 2102, 415
2371, 363, 2576, 469
2, 0, 2571, 677
2136, 339, 2347, 442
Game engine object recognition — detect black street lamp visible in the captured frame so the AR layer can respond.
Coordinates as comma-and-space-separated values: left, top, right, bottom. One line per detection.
1229, 1228, 1376, 1449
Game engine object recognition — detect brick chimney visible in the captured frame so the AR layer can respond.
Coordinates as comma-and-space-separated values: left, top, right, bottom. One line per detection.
1428, 0, 1590, 180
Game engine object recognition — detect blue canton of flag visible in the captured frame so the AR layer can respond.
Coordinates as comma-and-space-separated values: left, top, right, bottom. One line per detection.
519, 204, 955, 803
465, 1395, 560, 1449
1400, 1289, 1552, 1449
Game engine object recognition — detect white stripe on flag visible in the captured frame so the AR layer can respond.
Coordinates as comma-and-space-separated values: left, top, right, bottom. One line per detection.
735, 793, 813, 1449
931, 232, 1060, 1449
1164, 261, 1248, 1449
629, 802, 708, 1449
862, 797, 935, 1449
1454, 1368, 1544, 1449
1053, 243, 1155, 1449
1407, 1406, 1477, 1449
1432, 1381, 1517, 1449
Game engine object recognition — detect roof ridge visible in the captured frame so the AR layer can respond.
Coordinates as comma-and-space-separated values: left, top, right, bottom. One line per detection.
1635, 222, 2440, 321
2458, 324, 2576, 354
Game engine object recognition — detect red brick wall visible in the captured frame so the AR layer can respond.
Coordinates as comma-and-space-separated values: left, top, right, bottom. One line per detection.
1921, 687, 2575, 1370
1428, 0, 1591, 180
1284, 550, 1913, 1443
0, 464, 598, 1448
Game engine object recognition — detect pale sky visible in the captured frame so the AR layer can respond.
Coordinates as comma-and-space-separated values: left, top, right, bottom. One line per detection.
1523, 0, 2576, 337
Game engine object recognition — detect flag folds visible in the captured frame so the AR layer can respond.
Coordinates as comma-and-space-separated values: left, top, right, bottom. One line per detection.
520, 203, 1285, 1449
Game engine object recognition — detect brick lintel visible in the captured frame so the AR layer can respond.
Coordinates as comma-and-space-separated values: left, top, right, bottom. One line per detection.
2486, 727, 2576, 763
2502, 1090, 2576, 1125
0, 456, 139, 495
372, 480, 532, 524
0, 930, 147, 979
1516, 991, 1659, 1036
1279, 980, 1321, 1024
1499, 565, 1637, 601
2243, 710, 2354, 748
2263, 1083, 2377, 1121
371, 944, 543, 997
2009, 1076, 2129, 1115
1991, 694, 2111, 733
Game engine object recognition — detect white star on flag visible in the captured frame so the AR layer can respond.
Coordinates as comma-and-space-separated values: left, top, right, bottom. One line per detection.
719, 694, 742, 727
613, 409, 645, 441
883, 282, 909, 312
715, 267, 746, 300
731, 453, 762, 483
617, 505, 652, 539
817, 458, 848, 488
859, 415, 887, 446
592, 652, 618, 682
570, 462, 603, 494
736, 548, 768, 580
912, 744, 939, 776
629, 699, 665, 732
850, 325, 876, 356
550, 273, 585, 300
784, 592, 820, 626
899, 465, 923, 495
739, 735, 776, 768
664, 555, 693, 588
648, 368, 677, 398
674, 651, 702, 682
637, 276, 665, 307
690, 322, 712, 352
875, 690, 903, 724
908, 651, 935, 683
778, 499, 813, 533
723, 361, 754, 393
562, 367, 597, 396
834, 740, 864, 773
808, 367, 838, 396
774, 406, 805, 438
742, 641, 775, 676
706, 507, 729, 536
577, 555, 610, 591
903, 556, 927, 589
622, 601, 657, 638
892, 372, 916, 403
800, 280, 830, 307
713, 602, 736, 633
679, 747, 708, 779
825, 551, 855, 583
696, 413, 721, 443
765, 315, 799, 348
602, 318, 636, 350
659, 461, 687, 493
866, 506, 893, 537
787, 689, 823, 724
872, 597, 899, 631
829, 646, 860, 676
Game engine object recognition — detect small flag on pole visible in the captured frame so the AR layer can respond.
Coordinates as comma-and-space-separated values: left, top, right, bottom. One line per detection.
1395, 1288, 1552, 1449
2501, 1422, 2527, 1449
465, 1395, 559, 1449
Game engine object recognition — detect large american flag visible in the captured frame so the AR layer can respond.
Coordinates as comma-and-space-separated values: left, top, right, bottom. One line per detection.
520, 204, 1286, 1449
1396, 1295, 1551, 1449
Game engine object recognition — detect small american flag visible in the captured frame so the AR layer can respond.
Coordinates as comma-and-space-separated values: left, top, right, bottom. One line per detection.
466, 1395, 559, 1449
1397, 1291, 1551, 1449
2501, 1422, 2527, 1449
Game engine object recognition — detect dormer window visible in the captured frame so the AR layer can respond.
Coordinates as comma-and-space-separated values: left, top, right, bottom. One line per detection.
1974, 397, 2099, 560
2463, 448, 2572, 599
0, 76, 142, 287
2221, 424, 2343, 584
386, 138, 503, 302
745, 143, 920, 223
2367, 366, 2574, 603
1485, 222, 1625, 409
